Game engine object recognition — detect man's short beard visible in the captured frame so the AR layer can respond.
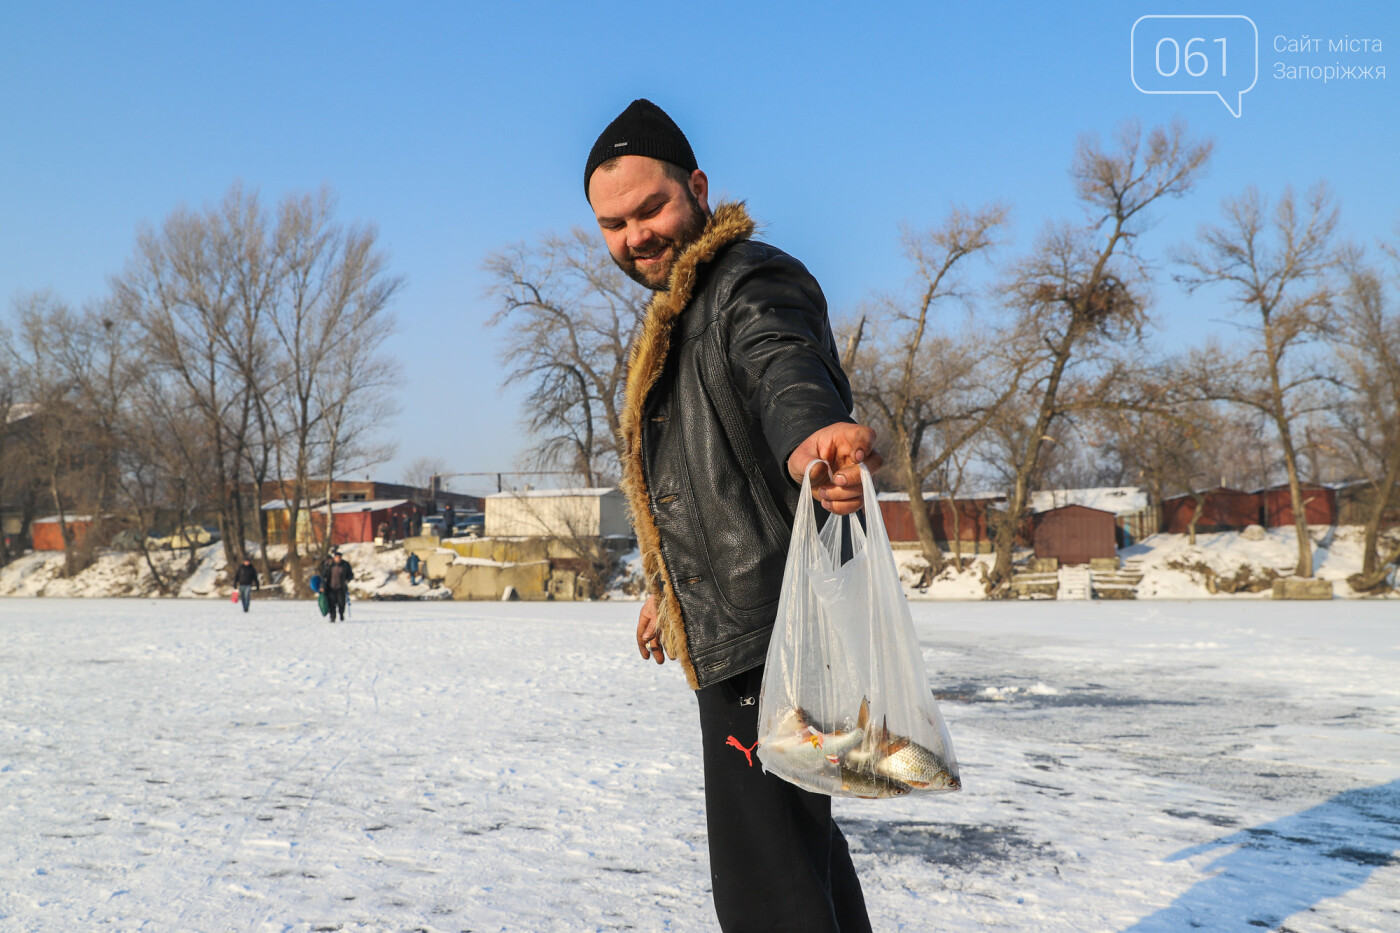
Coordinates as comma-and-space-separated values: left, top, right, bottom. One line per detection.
614, 188, 710, 292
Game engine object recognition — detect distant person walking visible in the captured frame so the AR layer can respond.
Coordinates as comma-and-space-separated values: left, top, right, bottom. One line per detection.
321, 549, 354, 622
405, 551, 422, 586
233, 558, 260, 612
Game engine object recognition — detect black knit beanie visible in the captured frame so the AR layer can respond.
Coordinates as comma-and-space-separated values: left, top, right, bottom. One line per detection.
584, 99, 697, 199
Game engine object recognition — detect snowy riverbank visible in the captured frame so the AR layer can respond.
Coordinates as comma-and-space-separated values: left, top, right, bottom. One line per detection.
1, 525, 1394, 601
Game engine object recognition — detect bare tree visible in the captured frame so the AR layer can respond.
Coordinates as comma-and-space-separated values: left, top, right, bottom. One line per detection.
262, 188, 402, 583
402, 456, 448, 499
0, 318, 36, 565
1100, 388, 1238, 543
114, 186, 262, 568
846, 203, 1014, 574
1175, 183, 1341, 577
116, 184, 402, 592
115, 374, 197, 593
55, 303, 145, 565
1334, 245, 1400, 591
8, 293, 131, 574
312, 326, 400, 558
484, 229, 648, 485
987, 120, 1213, 592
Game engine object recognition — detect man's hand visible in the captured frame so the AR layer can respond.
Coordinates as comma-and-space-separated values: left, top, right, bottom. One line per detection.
786, 423, 883, 515
636, 593, 665, 664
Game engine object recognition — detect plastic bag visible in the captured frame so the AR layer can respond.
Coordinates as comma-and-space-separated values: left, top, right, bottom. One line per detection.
756, 461, 960, 799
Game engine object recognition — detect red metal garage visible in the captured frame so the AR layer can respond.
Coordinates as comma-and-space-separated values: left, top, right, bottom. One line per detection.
1032, 505, 1117, 565
1161, 487, 1262, 533
1260, 483, 1338, 527
31, 515, 94, 551
878, 495, 992, 545
326, 499, 422, 545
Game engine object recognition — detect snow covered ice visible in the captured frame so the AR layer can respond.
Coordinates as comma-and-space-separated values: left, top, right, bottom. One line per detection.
1, 598, 1397, 932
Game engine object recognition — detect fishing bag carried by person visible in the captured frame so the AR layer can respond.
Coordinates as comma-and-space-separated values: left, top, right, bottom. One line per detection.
756, 461, 960, 799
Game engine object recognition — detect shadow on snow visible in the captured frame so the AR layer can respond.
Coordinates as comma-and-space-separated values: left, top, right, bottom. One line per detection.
1121, 778, 1400, 932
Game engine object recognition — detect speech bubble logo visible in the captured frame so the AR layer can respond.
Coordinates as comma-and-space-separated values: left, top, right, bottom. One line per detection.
1132, 15, 1258, 118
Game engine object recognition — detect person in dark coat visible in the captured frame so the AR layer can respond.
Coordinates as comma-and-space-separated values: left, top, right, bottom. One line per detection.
586, 99, 881, 932
233, 558, 260, 612
405, 551, 422, 586
321, 549, 354, 622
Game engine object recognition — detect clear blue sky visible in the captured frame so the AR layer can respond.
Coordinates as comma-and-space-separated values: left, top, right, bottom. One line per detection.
2, 1, 1396, 495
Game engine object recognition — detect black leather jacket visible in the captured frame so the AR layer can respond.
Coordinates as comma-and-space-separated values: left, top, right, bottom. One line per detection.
637, 237, 853, 688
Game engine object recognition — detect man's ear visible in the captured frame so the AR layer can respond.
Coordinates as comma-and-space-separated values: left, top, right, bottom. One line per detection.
689, 169, 710, 214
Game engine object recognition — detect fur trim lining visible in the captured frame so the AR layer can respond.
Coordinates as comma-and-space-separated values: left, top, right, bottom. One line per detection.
618, 202, 756, 689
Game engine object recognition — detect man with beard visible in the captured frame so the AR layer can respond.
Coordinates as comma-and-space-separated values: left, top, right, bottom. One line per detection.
586, 99, 881, 932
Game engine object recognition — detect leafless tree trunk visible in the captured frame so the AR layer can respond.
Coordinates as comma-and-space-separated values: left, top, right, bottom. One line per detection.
1099, 381, 1246, 544
845, 204, 1013, 575
117, 422, 174, 594
936, 448, 973, 572
0, 322, 18, 565
262, 188, 403, 592
987, 120, 1213, 592
314, 331, 400, 560
1336, 247, 1400, 591
1175, 183, 1341, 577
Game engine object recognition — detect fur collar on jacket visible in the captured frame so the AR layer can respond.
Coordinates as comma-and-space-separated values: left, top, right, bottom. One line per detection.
619, 201, 756, 689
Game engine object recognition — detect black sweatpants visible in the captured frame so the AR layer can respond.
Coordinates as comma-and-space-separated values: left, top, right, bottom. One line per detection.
327, 588, 348, 621
696, 665, 872, 933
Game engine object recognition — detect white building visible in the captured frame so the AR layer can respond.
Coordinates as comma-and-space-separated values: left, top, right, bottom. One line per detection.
484, 488, 631, 539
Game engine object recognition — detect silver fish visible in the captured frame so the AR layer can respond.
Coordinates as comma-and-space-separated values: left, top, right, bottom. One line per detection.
842, 709, 960, 792
869, 738, 959, 791
837, 765, 912, 799
762, 706, 865, 772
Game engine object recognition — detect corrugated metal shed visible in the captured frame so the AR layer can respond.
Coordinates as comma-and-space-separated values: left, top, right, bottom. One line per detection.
1260, 483, 1338, 527
1032, 487, 1152, 545
877, 495, 992, 544
32, 515, 94, 551
326, 499, 421, 545
1334, 480, 1400, 527
1032, 505, 1117, 565
1161, 487, 1262, 533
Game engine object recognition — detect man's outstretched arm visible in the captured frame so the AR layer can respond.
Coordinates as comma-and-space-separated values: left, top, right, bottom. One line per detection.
787, 422, 883, 516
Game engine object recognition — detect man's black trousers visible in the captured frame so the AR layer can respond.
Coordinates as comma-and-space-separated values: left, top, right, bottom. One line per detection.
327, 588, 348, 621
696, 665, 872, 933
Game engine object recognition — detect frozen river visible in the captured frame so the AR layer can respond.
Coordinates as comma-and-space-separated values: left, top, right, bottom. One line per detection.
1, 598, 1397, 932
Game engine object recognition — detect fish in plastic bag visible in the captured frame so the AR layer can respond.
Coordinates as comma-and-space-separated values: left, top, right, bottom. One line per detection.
756, 461, 959, 799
